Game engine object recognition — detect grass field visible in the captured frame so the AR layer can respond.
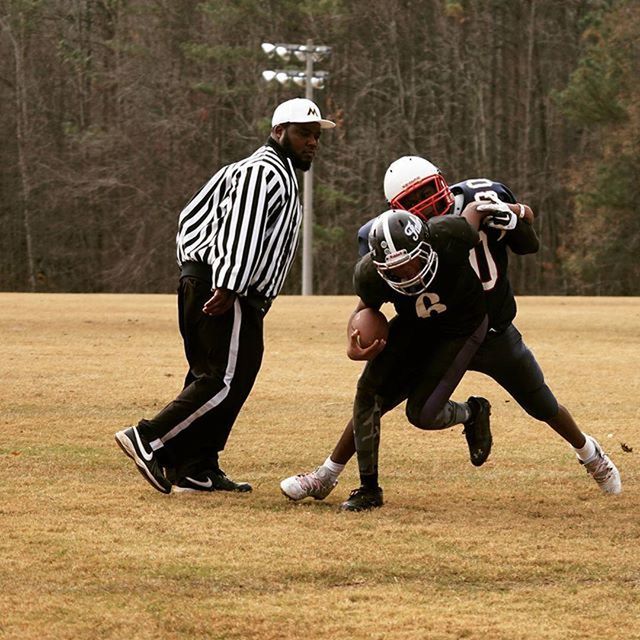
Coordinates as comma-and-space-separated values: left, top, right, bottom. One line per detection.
1, 293, 638, 640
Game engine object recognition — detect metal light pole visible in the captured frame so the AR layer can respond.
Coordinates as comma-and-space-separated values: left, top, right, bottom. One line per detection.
261, 41, 331, 295
302, 40, 314, 296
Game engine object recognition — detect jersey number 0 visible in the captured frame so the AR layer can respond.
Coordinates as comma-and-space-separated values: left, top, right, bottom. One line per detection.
465, 179, 500, 292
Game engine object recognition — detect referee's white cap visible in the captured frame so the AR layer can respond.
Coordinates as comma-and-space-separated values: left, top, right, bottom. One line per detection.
271, 98, 335, 129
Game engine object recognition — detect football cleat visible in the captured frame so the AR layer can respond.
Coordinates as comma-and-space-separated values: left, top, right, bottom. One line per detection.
114, 427, 172, 494
463, 396, 492, 467
579, 437, 622, 495
173, 469, 252, 493
339, 485, 384, 512
280, 466, 338, 501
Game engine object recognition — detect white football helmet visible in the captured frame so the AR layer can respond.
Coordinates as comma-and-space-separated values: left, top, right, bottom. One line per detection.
383, 156, 453, 220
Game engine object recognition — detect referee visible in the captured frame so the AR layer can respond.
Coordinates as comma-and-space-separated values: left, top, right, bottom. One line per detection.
115, 98, 335, 494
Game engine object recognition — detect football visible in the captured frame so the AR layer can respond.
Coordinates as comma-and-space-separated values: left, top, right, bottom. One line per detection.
351, 308, 389, 348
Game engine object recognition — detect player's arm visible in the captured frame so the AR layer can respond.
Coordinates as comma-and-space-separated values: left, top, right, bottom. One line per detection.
357, 219, 375, 257
503, 202, 540, 255
460, 201, 495, 231
466, 195, 539, 255
346, 298, 387, 361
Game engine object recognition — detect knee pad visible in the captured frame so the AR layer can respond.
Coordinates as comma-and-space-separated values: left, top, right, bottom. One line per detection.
406, 399, 443, 430
405, 395, 426, 429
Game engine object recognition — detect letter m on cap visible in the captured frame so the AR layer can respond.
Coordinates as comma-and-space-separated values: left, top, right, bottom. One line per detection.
307, 107, 319, 116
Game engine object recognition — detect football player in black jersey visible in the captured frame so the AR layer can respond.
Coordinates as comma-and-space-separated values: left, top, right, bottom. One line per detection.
345, 206, 494, 511
281, 156, 621, 510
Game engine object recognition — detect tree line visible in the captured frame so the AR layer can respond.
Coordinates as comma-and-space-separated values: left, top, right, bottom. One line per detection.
1, 0, 638, 295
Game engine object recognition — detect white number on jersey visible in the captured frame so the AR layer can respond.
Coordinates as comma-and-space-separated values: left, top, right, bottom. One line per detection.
465, 181, 500, 291
415, 292, 447, 318
469, 230, 498, 291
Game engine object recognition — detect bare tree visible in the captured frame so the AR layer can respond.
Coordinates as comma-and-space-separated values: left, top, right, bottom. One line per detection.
1, 10, 36, 290
0, 0, 633, 294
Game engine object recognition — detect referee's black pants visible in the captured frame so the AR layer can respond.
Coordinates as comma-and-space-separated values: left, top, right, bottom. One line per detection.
136, 275, 264, 477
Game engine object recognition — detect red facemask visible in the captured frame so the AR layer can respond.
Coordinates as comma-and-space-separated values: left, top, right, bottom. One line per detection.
390, 174, 453, 220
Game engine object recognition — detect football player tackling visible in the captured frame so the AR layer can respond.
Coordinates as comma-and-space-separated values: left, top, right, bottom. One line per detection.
281, 156, 621, 511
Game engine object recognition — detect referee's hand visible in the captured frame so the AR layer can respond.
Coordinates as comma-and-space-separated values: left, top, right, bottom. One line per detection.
203, 288, 236, 316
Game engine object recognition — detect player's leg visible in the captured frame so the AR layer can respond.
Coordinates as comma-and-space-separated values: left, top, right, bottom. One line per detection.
281, 316, 489, 503
404, 316, 491, 466
341, 356, 421, 512
342, 316, 489, 511
280, 316, 412, 502
279, 418, 353, 501
470, 324, 621, 494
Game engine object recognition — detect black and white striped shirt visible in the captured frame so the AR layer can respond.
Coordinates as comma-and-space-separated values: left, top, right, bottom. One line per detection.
176, 139, 301, 300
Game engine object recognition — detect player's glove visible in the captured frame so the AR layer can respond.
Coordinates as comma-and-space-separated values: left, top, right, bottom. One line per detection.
484, 210, 518, 231
477, 194, 518, 231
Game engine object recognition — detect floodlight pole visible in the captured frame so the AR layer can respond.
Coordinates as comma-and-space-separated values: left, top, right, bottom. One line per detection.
302, 39, 314, 296
260, 40, 331, 295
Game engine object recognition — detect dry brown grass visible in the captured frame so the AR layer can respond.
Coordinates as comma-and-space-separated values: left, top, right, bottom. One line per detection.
0, 293, 638, 640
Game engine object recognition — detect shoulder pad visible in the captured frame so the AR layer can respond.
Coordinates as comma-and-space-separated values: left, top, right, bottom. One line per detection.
357, 219, 375, 257
450, 178, 517, 205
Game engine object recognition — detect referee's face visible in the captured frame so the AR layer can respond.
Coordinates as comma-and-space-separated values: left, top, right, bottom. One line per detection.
279, 123, 321, 171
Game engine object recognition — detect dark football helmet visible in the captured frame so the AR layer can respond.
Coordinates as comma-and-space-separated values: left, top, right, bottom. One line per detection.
368, 209, 438, 296
383, 155, 454, 220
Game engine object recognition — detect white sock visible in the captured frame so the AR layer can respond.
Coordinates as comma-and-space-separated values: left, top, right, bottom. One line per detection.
574, 435, 596, 462
323, 456, 345, 480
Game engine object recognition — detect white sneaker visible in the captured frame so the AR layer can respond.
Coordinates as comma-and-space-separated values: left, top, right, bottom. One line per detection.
280, 466, 338, 501
579, 437, 622, 495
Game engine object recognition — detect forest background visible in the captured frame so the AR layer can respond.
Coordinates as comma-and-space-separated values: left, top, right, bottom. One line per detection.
1, 0, 638, 296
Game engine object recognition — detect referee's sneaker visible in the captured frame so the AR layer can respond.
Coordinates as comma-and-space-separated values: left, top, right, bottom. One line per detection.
115, 426, 172, 494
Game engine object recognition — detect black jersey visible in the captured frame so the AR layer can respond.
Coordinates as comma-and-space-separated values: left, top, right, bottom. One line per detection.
354, 216, 486, 337
357, 178, 539, 333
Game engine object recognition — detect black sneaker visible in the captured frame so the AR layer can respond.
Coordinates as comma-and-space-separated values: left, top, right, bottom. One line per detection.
114, 427, 172, 494
174, 469, 252, 493
340, 485, 384, 512
464, 396, 492, 467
